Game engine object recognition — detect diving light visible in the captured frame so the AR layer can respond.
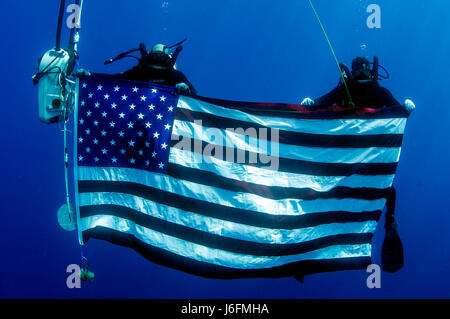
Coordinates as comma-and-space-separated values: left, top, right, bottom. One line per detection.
34, 48, 74, 124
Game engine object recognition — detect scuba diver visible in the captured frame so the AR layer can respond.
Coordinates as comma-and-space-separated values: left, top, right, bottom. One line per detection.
80, 40, 197, 95
302, 56, 412, 273
301, 56, 415, 112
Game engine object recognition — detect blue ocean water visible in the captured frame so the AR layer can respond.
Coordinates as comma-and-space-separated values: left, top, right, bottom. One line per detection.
0, 0, 449, 298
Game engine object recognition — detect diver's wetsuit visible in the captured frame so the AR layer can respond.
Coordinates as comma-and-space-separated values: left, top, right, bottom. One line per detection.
314, 81, 400, 108
99, 64, 197, 95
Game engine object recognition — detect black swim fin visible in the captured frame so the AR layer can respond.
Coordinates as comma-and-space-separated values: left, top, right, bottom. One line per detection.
382, 222, 404, 273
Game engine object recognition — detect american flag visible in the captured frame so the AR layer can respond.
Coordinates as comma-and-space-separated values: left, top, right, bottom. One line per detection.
75, 74, 410, 279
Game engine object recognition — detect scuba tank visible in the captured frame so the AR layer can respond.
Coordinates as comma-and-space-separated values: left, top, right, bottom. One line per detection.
372, 56, 379, 81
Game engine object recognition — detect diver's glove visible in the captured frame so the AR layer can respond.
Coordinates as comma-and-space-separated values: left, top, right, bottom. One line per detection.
404, 99, 416, 113
301, 97, 315, 106
75, 69, 92, 77
175, 82, 191, 95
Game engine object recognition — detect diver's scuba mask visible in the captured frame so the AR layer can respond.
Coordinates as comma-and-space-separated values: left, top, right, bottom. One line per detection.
351, 58, 372, 80
140, 43, 173, 69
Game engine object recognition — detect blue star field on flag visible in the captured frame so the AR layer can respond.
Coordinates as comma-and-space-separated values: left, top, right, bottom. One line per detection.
76, 75, 178, 173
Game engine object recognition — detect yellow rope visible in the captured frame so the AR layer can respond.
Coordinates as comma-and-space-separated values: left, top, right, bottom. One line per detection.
307, 0, 355, 107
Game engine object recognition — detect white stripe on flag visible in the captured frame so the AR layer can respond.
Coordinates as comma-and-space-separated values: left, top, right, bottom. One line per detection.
80, 192, 379, 244
168, 148, 395, 190
79, 167, 388, 216
178, 96, 407, 135
173, 119, 402, 164
79, 215, 372, 269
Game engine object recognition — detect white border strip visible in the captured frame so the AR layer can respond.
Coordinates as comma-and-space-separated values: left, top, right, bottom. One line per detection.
74, 78, 84, 245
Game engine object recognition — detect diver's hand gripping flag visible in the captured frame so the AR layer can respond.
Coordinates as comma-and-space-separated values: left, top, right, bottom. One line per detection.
75, 74, 410, 279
